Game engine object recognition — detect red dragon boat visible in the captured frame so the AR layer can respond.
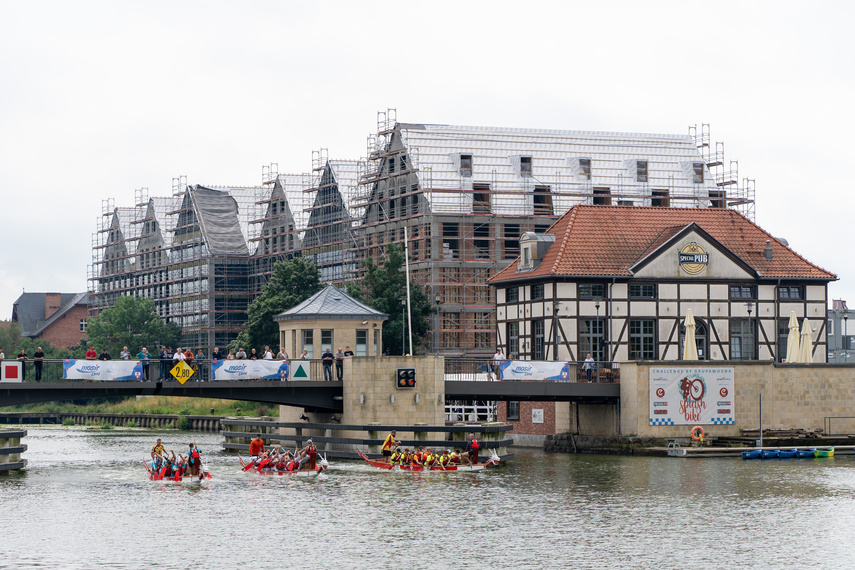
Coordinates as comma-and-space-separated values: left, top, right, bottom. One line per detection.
357, 449, 500, 471
238, 454, 328, 477
144, 461, 212, 481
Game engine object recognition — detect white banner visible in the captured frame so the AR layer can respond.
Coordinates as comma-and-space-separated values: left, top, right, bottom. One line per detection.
498, 360, 572, 381
63, 359, 143, 381
649, 367, 735, 426
212, 359, 290, 381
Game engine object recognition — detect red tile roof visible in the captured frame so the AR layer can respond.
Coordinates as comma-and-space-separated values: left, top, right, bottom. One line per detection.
489, 205, 836, 283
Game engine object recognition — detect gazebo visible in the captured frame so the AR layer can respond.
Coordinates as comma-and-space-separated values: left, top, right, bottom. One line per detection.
274, 285, 388, 359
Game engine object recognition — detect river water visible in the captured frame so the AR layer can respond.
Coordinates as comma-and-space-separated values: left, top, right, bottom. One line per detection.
3, 427, 855, 569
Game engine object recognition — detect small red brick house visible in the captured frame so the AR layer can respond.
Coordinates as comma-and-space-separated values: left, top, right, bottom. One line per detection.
12, 292, 90, 348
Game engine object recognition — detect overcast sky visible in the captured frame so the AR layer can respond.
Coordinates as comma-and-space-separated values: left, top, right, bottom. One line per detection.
1, 1, 853, 321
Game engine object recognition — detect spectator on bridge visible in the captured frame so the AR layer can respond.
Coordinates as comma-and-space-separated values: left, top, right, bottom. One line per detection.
98, 349, 111, 361
321, 348, 334, 380
137, 347, 151, 381
227, 348, 236, 360
211, 347, 221, 362
344, 346, 354, 357
583, 353, 595, 383
492, 348, 505, 380
194, 349, 204, 381
173, 348, 185, 363
17, 348, 28, 381
33, 346, 44, 382
276, 348, 288, 360
85, 346, 97, 360
300, 349, 309, 360
158, 347, 169, 381
335, 348, 344, 381
263, 346, 273, 360
236, 348, 247, 360
249, 348, 259, 360
120, 346, 130, 360
0, 348, 5, 361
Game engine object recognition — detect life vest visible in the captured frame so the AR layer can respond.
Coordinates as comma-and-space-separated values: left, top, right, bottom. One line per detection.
391, 451, 402, 464
469, 438, 480, 450
440, 455, 449, 465
411, 455, 421, 466
189, 447, 200, 464
422, 453, 433, 465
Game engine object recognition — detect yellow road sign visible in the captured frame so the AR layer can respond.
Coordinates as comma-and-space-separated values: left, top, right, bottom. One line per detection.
170, 360, 195, 385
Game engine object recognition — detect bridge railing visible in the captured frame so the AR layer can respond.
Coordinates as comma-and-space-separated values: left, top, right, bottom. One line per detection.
0, 358, 343, 383
444, 358, 620, 383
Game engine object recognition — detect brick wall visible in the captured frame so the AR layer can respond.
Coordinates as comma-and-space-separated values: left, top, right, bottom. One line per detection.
39, 305, 89, 348
497, 400, 557, 436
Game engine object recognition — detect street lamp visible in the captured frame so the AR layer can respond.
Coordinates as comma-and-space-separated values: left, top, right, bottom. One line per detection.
434, 294, 441, 356
401, 298, 406, 356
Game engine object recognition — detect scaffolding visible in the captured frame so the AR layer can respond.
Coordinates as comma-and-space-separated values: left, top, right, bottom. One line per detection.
690, 123, 756, 220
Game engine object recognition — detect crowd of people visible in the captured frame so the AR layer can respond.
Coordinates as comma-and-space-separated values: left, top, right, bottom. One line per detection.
244, 434, 320, 472
381, 431, 481, 467
148, 438, 206, 480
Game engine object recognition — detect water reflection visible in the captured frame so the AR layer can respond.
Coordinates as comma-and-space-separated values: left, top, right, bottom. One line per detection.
4, 428, 855, 568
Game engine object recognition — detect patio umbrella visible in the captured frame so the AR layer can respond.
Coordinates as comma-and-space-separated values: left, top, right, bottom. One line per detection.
683, 309, 698, 361
798, 318, 813, 364
785, 311, 800, 363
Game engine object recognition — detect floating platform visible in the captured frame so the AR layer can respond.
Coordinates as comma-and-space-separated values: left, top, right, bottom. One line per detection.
664, 442, 855, 458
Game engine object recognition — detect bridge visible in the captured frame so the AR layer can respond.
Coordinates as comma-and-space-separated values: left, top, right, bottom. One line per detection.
0, 378, 619, 410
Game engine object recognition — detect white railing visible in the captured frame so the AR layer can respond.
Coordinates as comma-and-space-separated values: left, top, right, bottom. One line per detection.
445, 403, 496, 423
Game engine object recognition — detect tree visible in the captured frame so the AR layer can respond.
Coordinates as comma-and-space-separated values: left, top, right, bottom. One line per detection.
233, 257, 322, 352
85, 296, 181, 357
348, 243, 432, 355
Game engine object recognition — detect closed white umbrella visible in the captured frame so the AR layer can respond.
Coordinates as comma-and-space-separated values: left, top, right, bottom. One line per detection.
683, 309, 698, 361
785, 311, 800, 363
798, 318, 813, 364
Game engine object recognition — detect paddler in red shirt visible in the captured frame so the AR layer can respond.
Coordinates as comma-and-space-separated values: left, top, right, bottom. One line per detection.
249, 434, 265, 461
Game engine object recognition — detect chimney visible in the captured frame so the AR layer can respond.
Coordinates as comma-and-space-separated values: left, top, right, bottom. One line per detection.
45, 293, 62, 319
763, 240, 773, 261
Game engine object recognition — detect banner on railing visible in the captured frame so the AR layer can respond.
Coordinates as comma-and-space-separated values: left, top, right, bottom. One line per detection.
212, 360, 289, 381
498, 360, 572, 381
63, 360, 143, 381
648, 367, 735, 426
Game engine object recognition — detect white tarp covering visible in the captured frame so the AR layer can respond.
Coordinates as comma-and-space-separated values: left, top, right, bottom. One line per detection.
498, 360, 572, 381
63, 360, 143, 381
649, 367, 735, 426
212, 360, 290, 381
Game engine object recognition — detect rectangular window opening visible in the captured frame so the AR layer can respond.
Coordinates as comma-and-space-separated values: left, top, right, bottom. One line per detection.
533, 185, 554, 215
651, 189, 670, 207
579, 158, 591, 180
460, 155, 472, 177
520, 156, 533, 177
473, 184, 491, 214
637, 160, 648, 183
593, 187, 611, 206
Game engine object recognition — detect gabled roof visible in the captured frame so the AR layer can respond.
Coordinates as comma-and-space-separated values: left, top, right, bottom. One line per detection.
489, 205, 836, 283
190, 186, 250, 256
13, 292, 89, 337
274, 285, 388, 321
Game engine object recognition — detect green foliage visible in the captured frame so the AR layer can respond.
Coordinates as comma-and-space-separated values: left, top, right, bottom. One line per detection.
62, 418, 76, 426
178, 417, 191, 430
178, 406, 192, 416
0, 321, 22, 356
100, 422, 114, 430
352, 244, 433, 355
125, 420, 139, 428
232, 258, 322, 352
85, 296, 181, 357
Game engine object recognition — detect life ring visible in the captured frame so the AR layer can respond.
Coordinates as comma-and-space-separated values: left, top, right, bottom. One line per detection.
691, 426, 704, 441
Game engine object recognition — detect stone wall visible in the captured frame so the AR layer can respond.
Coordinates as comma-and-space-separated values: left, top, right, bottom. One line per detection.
620, 362, 855, 438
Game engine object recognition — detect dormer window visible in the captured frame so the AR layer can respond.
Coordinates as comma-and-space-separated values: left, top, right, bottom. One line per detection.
693, 162, 704, 184
579, 158, 591, 180
636, 160, 648, 183
520, 156, 532, 177
460, 155, 472, 177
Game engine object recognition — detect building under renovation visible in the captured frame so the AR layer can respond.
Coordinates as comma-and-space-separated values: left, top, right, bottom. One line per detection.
88, 113, 754, 356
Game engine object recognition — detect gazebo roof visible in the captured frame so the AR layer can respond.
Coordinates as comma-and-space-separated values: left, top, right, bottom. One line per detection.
274, 285, 389, 322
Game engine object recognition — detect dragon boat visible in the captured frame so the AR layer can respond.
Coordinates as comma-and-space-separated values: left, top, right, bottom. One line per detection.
238, 454, 328, 477
357, 448, 501, 471
144, 461, 212, 481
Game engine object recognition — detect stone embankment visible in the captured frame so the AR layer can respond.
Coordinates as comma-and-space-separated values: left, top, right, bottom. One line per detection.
0, 412, 223, 432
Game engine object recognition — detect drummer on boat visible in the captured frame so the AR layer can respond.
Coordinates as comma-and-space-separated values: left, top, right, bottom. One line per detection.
151, 438, 166, 460
463, 433, 480, 465
249, 434, 265, 461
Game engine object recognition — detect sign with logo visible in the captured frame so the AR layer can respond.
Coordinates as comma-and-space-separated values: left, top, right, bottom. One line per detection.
170, 360, 195, 384
211, 360, 291, 381
63, 360, 143, 381
498, 360, 572, 381
648, 367, 734, 425
679, 242, 709, 275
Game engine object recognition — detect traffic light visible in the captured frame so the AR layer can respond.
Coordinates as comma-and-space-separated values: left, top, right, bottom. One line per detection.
396, 368, 416, 389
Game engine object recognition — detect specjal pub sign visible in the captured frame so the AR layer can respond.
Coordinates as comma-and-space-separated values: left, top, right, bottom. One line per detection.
679, 242, 709, 275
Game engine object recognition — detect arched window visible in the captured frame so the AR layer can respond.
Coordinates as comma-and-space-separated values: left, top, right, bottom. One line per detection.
680, 319, 708, 360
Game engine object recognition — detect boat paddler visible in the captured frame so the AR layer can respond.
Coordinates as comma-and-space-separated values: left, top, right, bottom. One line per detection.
381, 430, 399, 463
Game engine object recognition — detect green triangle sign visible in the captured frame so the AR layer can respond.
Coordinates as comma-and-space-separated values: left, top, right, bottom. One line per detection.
293, 363, 309, 378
